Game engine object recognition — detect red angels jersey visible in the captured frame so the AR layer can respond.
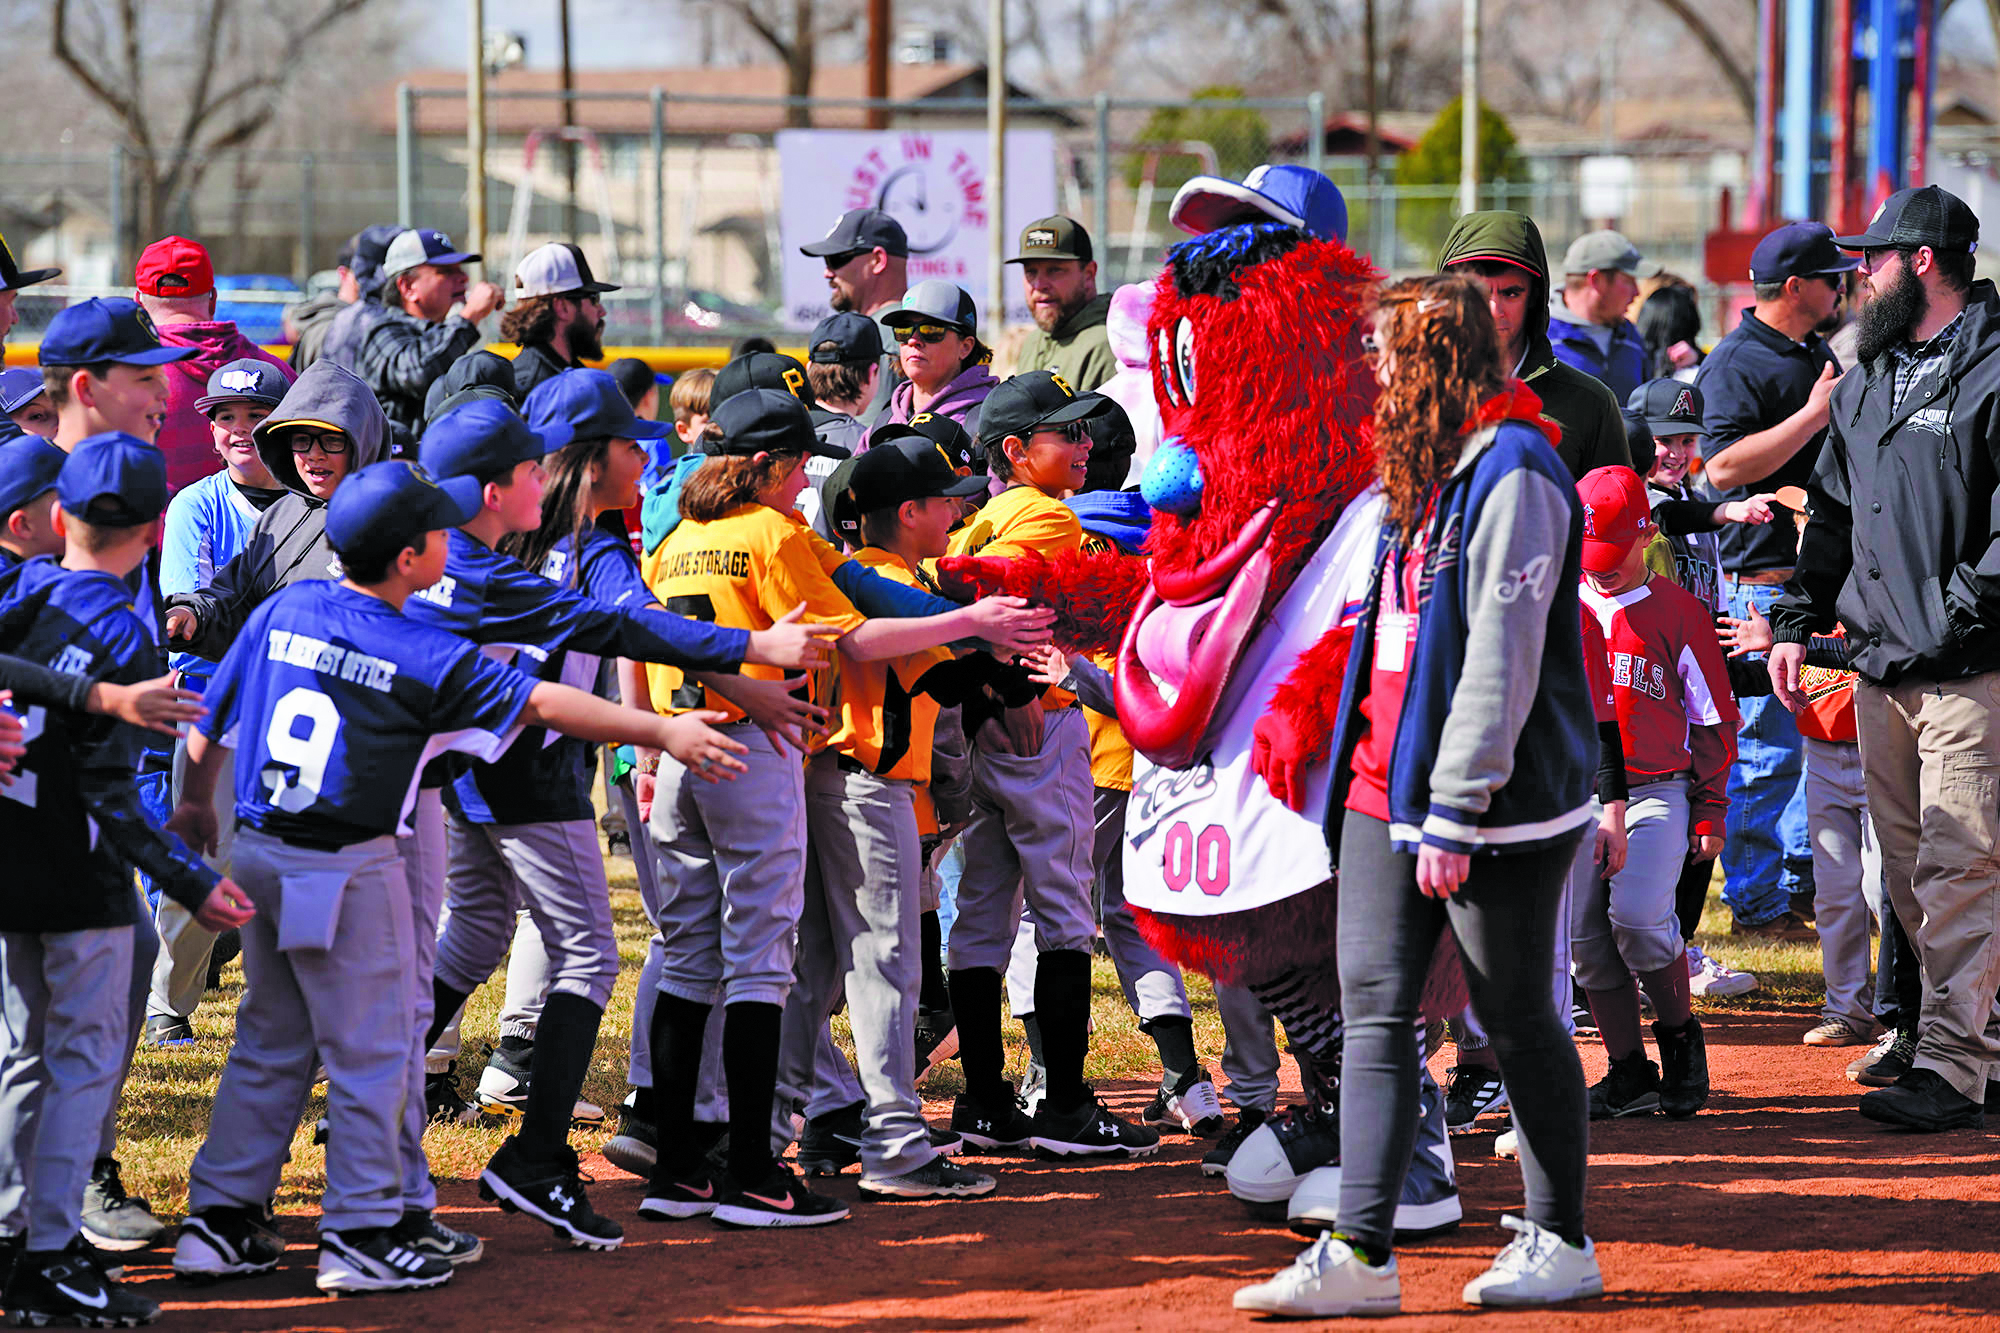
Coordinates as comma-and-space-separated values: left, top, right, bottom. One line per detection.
1578, 575, 1739, 834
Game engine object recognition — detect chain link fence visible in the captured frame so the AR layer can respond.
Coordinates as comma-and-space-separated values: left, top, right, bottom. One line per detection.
2, 90, 1737, 348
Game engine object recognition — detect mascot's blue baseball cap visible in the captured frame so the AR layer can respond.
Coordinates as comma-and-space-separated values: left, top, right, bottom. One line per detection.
1168, 164, 1348, 244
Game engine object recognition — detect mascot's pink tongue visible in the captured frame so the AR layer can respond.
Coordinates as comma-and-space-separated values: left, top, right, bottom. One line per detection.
1135, 596, 1222, 691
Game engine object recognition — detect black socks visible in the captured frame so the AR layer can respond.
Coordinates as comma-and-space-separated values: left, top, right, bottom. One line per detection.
1034, 949, 1093, 1112
1145, 1014, 1199, 1089
919, 910, 950, 1013
425, 980, 471, 1051
948, 967, 1007, 1105
722, 1001, 783, 1186
648, 992, 712, 1177
516, 991, 602, 1163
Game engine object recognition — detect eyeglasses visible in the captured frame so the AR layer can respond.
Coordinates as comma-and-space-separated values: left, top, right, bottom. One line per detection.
893, 324, 958, 345
1360, 332, 1383, 365
1860, 246, 1912, 274
1031, 420, 1089, 444
285, 428, 351, 456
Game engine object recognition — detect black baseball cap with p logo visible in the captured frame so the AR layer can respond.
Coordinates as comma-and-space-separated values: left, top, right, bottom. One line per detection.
713, 351, 817, 411
1007, 215, 1093, 264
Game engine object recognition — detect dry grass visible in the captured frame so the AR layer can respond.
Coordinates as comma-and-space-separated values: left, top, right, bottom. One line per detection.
112, 856, 1833, 1220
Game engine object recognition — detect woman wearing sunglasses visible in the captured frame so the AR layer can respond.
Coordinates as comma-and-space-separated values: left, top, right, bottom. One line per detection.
876, 280, 997, 438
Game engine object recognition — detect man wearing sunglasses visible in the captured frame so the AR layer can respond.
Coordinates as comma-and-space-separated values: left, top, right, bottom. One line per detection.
1693, 221, 1856, 943
802, 208, 910, 424
163, 359, 391, 659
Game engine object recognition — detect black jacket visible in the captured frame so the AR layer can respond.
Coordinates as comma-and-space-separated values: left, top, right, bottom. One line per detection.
509, 341, 583, 399
1773, 280, 2000, 684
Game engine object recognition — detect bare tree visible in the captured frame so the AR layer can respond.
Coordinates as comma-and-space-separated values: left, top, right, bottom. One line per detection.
710, 0, 865, 127
1650, 0, 1757, 121
50, 0, 375, 242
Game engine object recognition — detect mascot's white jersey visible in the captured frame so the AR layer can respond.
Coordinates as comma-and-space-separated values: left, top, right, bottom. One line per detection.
1124, 488, 1384, 917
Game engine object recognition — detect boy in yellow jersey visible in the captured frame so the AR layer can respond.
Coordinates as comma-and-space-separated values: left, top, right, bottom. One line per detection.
639, 389, 1046, 1228
782, 424, 1000, 1200
941, 370, 1159, 1158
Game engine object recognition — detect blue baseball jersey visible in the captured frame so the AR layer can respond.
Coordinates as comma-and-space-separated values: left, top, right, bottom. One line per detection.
447, 528, 655, 826
0, 557, 215, 931
161, 472, 272, 680
198, 579, 539, 847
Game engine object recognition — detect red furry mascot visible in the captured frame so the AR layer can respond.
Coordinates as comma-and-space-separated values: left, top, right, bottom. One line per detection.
945, 167, 1464, 1217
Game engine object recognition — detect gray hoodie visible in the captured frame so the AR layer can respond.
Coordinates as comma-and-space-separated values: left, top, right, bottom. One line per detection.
165, 361, 390, 661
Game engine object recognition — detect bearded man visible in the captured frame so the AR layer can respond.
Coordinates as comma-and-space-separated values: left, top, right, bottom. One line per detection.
1009, 216, 1115, 391
502, 242, 619, 397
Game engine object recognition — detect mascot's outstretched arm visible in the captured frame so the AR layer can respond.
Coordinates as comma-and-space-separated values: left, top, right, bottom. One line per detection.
937, 548, 1150, 659
1251, 623, 1356, 813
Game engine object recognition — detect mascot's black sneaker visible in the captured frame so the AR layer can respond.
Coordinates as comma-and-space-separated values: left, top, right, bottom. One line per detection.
1226, 1102, 1341, 1204
950, 1086, 1035, 1152
1032, 1088, 1161, 1158
1201, 1107, 1269, 1177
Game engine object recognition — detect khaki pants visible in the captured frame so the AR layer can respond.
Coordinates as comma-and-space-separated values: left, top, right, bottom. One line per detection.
1854, 674, 2000, 1100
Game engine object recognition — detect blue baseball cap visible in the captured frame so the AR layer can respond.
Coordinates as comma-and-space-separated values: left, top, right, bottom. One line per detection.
523, 369, 673, 451
194, 358, 292, 415
57, 432, 168, 527
1749, 221, 1862, 284
0, 437, 66, 518
1169, 164, 1348, 243
38, 298, 199, 367
325, 460, 483, 567
419, 399, 562, 482
0, 367, 45, 415
381, 227, 482, 280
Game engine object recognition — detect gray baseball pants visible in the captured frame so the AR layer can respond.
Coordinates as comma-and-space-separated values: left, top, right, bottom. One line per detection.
147, 741, 235, 1022
1572, 779, 1689, 988
433, 815, 618, 1010
98, 885, 157, 1163
189, 829, 412, 1231
0, 926, 132, 1249
947, 706, 1098, 972
777, 753, 935, 1179
1215, 981, 1281, 1115
1007, 785, 1192, 1023
393, 787, 448, 1211
1805, 738, 1883, 1028
429, 910, 551, 1064
649, 723, 806, 1008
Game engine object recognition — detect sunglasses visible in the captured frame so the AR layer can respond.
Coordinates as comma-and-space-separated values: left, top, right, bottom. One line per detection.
285, 428, 351, 456
1032, 420, 1089, 444
893, 324, 960, 345
823, 249, 870, 271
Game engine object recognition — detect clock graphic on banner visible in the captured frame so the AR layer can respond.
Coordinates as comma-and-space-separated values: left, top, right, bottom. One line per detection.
844, 136, 989, 257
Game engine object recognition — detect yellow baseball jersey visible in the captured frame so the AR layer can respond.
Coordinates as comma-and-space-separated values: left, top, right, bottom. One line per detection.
1075, 529, 1135, 790
941, 484, 1081, 710
825, 548, 953, 783
641, 502, 866, 721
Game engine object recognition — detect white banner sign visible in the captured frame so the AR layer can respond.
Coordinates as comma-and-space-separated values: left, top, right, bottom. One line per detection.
778, 128, 1059, 330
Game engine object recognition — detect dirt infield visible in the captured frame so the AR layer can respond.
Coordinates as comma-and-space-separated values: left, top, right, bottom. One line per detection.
146, 1005, 2000, 1330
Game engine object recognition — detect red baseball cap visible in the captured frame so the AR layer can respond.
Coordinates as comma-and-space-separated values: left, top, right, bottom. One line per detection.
134, 235, 215, 298
1577, 465, 1653, 573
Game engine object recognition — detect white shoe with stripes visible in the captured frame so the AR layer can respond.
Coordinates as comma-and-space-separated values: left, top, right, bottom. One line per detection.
316, 1227, 454, 1295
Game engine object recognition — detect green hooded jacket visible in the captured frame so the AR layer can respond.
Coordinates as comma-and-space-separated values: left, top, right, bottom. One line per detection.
1437, 212, 1633, 480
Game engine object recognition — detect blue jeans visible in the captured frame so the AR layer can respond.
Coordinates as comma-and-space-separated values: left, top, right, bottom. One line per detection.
1720, 581, 1814, 925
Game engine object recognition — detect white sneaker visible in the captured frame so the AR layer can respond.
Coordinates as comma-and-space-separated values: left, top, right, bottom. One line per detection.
1493, 1128, 1519, 1159
1234, 1231, 1401, 1317
1686, 944, 1758, 999
1462, 1215, 1603, 1307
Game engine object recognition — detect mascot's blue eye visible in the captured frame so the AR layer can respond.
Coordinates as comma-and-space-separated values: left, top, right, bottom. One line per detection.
1175, 318, 1196, 402
1140, 437, 1203, 516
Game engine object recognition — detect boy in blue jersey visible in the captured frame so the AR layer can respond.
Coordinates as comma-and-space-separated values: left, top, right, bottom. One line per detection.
0, 438, 65, 572
0, 434, 254, 1328
166, 459, 749, 1294
147, 358, 294, 1046
407, 397, 838, 1251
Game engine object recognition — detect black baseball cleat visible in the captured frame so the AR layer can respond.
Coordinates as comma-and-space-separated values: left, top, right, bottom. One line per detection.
142, 1015, 193, 1048
315, 1227, 453, 1295
949, 1086, 1036, 1152
797, 1101, 866, 1177
1654, 1017, 1711, 1119
711, 1165, 850, 1229
603, 1113, 659, 1179
425, 1062, 476, 1126
1201, 1107, 1268, 1178
2, 1248, 159, 1326
1859, 1067, 1987, 1132
1142, 1067, 1228, 1137
1032, 1087, 1162, 1158
390, 1207, 483, 1266
172, 1206, 284, 1283
1588, 1052, 1661, 1119
478, 1139, 623, 1251
858, 1157, 997, 1201
637, 1165, 724, 1221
